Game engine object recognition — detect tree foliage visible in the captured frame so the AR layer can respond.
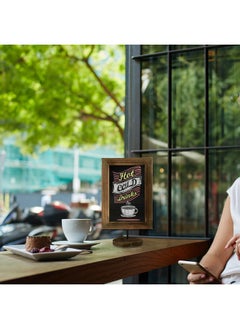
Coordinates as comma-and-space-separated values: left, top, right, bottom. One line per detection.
0, 45, 125, 154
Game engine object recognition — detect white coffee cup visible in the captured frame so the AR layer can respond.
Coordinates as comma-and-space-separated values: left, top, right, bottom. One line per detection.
62, 218, 92, 242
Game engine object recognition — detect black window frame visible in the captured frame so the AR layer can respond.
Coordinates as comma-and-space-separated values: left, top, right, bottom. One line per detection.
125, 44, 240, 239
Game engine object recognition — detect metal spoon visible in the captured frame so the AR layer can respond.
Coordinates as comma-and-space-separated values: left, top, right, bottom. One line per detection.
54, 244, 69, 251
54, 244, 93, 254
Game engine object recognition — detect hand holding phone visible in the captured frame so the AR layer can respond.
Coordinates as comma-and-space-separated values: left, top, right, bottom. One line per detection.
178, 260, 221, 283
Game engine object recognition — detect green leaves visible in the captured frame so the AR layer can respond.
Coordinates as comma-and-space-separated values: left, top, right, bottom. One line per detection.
0, 45, 125, 154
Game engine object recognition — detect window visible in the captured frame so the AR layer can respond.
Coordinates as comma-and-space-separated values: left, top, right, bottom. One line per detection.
125, 45, 240, 282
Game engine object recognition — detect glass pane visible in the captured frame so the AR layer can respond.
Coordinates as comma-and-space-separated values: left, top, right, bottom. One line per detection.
208, 46, 240, 146
169, 45, 202, 51
171, 150, 205, 236
141, 56, 168, 150
141, 45, 167, 54
208, 148, 240, 235
152, 152, 168, 235
171, 50, 205, 148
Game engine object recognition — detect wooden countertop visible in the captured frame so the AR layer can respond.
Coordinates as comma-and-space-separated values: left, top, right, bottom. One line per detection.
0, 237, 211, 284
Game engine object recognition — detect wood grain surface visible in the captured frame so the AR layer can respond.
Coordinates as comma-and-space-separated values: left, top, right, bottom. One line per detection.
0, 237, 211, 284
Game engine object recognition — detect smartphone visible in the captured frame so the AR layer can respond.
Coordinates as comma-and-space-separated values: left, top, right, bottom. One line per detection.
178, 260, 221, 283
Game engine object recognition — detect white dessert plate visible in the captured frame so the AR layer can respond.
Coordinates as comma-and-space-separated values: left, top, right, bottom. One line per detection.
3, 244, 90, 261
52, 240, 100, 249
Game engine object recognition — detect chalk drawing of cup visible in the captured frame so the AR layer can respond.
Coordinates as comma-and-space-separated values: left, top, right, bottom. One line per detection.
121, 204, 138, 217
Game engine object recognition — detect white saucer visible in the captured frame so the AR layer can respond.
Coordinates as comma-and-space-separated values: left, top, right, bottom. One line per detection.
52, 240, 100, 249
3, 244, 84, 261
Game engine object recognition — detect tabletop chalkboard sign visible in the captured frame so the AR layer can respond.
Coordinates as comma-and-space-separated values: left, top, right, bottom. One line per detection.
102, 157, 153, 231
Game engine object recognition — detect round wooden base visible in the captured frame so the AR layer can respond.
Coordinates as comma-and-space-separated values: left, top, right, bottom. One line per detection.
112, 237, 143, 248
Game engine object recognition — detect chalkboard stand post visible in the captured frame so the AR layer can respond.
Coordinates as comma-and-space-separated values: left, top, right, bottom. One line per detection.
112, 230, 143, 247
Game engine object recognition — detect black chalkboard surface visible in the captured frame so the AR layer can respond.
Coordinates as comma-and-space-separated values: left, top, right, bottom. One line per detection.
102, 158, 153, 230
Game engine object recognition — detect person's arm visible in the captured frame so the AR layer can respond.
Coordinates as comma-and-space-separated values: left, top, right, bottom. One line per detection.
188, 196, 234, 284
224, 233, 240, 259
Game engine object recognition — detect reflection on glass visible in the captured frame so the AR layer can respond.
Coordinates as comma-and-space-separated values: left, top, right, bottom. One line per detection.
131, 44, 240, 282
171, 150, 205, 236
169, 45, 202, 51
141, 45, 168, 54
208, 148, 240, 235
171, 50, 205, 148
141, 57, 168, 149
141, 45, 202, 54
139, 46, 240, 239
152, 152, 168, 235
208, 46, 240, 146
